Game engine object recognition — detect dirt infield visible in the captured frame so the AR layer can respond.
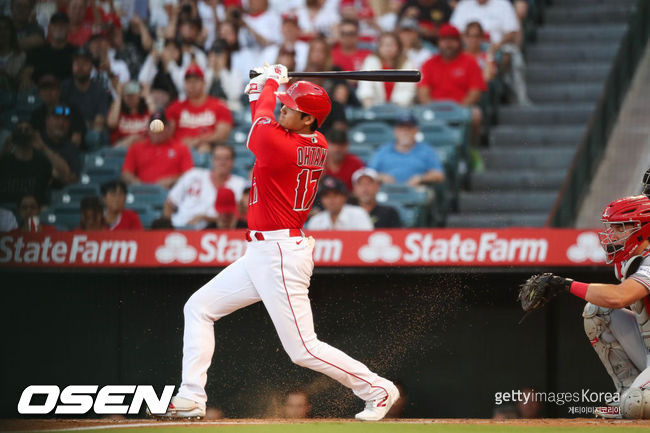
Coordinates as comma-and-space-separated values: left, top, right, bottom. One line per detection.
3, 418, 650, 432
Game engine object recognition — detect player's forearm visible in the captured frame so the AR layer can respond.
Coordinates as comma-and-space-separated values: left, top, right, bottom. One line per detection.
252, 80, 280, 120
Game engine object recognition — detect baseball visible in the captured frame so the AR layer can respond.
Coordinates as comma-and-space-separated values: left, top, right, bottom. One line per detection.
150, 119, 165, 133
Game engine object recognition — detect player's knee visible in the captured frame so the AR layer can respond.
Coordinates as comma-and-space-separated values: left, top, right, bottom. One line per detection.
287, 347, 311, 367
183, 294, 203, 319
620, 387, 650, 419
583, 302, 612, 339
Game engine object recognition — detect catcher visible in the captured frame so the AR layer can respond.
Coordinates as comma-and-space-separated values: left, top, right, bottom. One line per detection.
519, 193, 650, 419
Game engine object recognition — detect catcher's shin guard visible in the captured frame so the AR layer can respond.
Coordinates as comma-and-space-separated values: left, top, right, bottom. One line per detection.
583, 303, 641, 393
620, 387, 650, 419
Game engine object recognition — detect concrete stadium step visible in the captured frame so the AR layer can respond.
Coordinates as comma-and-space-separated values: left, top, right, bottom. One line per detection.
470, 170, 566, 191
528, 83, 602, 104
527, 64, 610, 83
527, 44, 619, 63
488, 126, 583, 147
457, 192, 558, 213
499, 105, 593, 126
545, 5, 635, 24
537, 24, 627, 42
446, 212, 549, 228
537, 25, 626, 43
481, 148, 576, 170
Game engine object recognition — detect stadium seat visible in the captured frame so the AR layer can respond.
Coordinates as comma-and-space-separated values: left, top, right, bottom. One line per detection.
99, 147, 128, 158
127, 205, 160, 228
412, 101, 471, 127
228, 127, 250, 146
348, 143, 375, 164
349, 122, 393, 146
40, 208, 80, 231
51, 184, 101, 207
126, 184, 168, 210
417, 121, 462, 147
366, 104, 411, 122
192, 151, 212, 169
377, 184, 430, 206
83, 152, 124, 172
80, 167, 122, 186
234, 146, 255, 169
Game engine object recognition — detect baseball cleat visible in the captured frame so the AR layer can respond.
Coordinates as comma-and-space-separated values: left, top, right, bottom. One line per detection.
147, 395, 206, 419
355, 385, 400, 421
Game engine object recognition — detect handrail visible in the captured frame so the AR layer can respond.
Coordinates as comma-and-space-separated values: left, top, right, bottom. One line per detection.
547, 0, 650, 227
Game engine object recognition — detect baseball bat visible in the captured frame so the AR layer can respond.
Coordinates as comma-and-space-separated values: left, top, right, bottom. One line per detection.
249, 69, 421, 82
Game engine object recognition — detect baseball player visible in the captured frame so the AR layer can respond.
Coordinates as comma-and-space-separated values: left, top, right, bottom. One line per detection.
519, 193, 650, 418
158, 63, 399, 421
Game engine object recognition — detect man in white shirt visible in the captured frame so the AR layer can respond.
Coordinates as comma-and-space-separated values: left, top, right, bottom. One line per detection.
451, 0, 530, 104
306, 176, 374, 230
163, 144, 248, 229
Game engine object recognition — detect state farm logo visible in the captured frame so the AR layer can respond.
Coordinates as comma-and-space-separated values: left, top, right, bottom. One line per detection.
155, 233, 197, 264
358, 233, 401, 263
566, 232, 606, 263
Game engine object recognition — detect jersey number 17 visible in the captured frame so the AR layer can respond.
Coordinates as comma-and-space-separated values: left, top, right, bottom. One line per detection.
294, 169, 323, 211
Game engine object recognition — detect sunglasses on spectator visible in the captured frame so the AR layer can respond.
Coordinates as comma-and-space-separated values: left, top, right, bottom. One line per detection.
52, 106, 71, 116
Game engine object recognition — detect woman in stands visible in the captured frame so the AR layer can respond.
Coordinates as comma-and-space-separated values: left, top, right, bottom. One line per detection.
356, 32, 416, 108
107, 81, 155, 148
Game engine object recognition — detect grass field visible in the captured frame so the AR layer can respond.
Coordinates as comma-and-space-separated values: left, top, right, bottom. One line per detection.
4, 419, 650, 433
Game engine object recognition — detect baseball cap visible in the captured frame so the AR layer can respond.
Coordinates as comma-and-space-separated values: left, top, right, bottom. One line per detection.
215, 187, 237, 214
124, 81, 141, 95
438, 24, 461, 39
352, 167, 379, 185
395, 112, 418, 126
398, 18, 419, 31
185, 64, 205, 80
49, 11, 69, 25
319, 176, 348, 195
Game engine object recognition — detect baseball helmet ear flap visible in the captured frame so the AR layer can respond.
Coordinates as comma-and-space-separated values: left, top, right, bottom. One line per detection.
599, 195, 650, 264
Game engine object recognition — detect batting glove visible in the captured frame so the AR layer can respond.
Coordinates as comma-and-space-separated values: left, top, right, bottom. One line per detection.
244, 66, 266, 101
264, 63, 289, 85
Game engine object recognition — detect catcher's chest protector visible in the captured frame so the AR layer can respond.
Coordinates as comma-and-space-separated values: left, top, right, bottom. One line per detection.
619, 253, 650, 350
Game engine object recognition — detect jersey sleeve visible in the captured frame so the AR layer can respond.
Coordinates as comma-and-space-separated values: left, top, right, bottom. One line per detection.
251, 79, 279, 121
630, 260, 650, 292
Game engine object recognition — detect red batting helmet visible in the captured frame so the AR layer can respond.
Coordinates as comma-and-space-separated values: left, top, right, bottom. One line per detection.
599, 195, 650, 264
276, 81, 331, 127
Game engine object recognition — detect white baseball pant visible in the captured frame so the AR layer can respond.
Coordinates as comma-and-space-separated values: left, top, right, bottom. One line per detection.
177, 230, 394, 407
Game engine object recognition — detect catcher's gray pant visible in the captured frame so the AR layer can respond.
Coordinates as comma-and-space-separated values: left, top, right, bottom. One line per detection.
584, 303, 650, 417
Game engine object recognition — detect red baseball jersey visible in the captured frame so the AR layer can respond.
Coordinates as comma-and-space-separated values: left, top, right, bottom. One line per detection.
246, 81, 328, 231
418, 52, 487, 103
166, 96, 233, 142
122, 137, 194, 183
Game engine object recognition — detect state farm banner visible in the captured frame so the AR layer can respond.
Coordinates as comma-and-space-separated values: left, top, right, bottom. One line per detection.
0, 229, 607, 268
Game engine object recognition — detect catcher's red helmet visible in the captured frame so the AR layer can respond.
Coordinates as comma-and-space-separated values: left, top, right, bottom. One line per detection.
643, 167, 650, 197
599, 195, 650, 264
276, 81, 331, 127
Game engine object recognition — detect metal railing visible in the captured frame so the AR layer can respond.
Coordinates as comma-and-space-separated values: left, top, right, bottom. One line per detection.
548, 0, 650, 227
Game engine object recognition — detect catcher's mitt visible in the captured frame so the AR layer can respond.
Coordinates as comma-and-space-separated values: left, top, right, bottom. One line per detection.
518, 273, 572, 314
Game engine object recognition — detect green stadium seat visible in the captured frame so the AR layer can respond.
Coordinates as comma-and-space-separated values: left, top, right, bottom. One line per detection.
127, 205, 160, 228
348, 143, 375, 164
80, 167, 121, 186
126, 184, 168, 210
40, 208, 80, 231
192, 151, 212, 169
83, 152, 124, 172
417, 121, 462, 147
349, 122, 393, 146
412, 101, 471, 127
51, 184, 101, 206
228, 126, 250, 146
99, 147, 128, 158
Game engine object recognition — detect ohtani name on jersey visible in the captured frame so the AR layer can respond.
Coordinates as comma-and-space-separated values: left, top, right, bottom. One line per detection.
297, 146, 327, 168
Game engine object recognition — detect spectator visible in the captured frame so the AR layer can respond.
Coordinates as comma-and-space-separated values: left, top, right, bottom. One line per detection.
261, 12, 309, 72
324, 129, 363, 192
107, 81, 155, 148
0, 207, 18, 232
163, 144, 247, 229
41, 105, 82, 185
241, 0, 282, 50
79, 195, 107, 230
282, 390, 312, 419
369, 113, 444, 186
197, 0, 226, 50
61, 47, 112, 132
417, 24, 486, 139
0, 122, 70, 204
113, 15, 153, 79
397, 18, 434, 69
450, 0, 530, 104
213, 187, 247, 229
138, 37, 181, 107
30, 74, 86, 147
13, 194, 57, 233
11, 0, 45, 52
0, 16, 26, 84
306, 176, 373, 230
377, 0, 406, 32
165, 65, 233, 153
357, 32, 416, 108
122, 112, 194, 188
205, 41, 243, 111
217, 18, 259, 88
87, 31, 131, 85
331, 19, 371, 72
463, 21, 497, 84
165, 16, 209, 93
296, 0, 340, 39
24, 12, 75, 83
397, 0, 452, 44
352, 168, 402, 228
100, 180, 143, 230
66, 0, 95, 47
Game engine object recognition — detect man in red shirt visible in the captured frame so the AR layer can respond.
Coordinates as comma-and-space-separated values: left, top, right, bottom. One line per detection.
417, 24, 486, 137
158, 64, 399, 421
331, 19, 372, 72
324, 129, 364, 191
121, 112, 194, 188
165, 65, 234, 153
